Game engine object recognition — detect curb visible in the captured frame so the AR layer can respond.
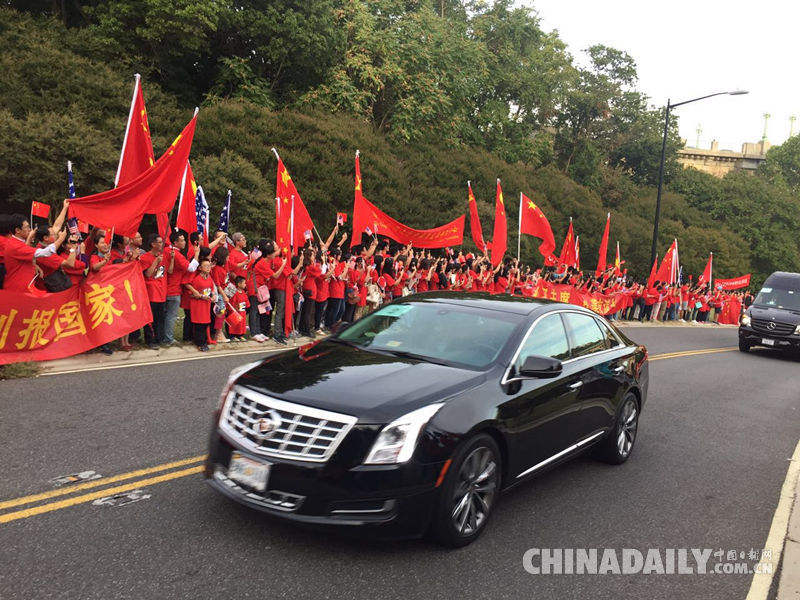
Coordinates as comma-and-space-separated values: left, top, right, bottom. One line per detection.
776, 443, 800, 600
37, 336, 318, 376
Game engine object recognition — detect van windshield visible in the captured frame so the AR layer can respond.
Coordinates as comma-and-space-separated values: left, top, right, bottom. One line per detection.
753, 286, 800, 311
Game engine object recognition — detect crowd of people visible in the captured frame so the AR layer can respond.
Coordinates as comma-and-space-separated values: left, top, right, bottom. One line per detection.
0, 202, 754, 357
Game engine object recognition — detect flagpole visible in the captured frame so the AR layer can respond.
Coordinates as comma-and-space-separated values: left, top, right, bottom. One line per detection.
115, 74, 140, 187
290, 194, 296, 254
709, 251, 713, 290
271, 147, 280, 161
517, 192, 522, 261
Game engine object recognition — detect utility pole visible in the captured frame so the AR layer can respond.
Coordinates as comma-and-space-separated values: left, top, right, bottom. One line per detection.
790, 115, 796, 137
762, 113, 771, 142
695, 123, 702, 148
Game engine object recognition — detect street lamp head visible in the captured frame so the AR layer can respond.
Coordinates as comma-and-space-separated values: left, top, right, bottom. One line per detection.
728, 90, 749, 96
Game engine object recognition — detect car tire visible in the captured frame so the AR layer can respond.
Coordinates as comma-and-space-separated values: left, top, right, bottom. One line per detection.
597, 393, 639, 465
431, 433, 501, 548
738, 339, 750, 353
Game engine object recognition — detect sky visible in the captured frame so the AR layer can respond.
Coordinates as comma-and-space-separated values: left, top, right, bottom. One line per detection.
528, 0, 798, 151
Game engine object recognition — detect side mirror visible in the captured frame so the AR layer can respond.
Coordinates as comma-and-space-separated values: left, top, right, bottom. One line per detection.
519, 355, 563, 378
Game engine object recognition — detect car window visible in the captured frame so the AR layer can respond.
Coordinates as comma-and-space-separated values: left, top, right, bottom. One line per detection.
516, 313, 570, 367
563, 312, 607, 358
594, 317, 621, 349
336, 302, 521, 369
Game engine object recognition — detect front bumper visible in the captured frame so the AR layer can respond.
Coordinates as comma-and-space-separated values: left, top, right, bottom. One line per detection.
738, 326, 800, 350
205, 429, 443, 540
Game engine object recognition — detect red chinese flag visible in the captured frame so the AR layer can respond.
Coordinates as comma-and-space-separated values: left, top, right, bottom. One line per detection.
490, 179, 507, 266
595, 213, 610, 277
175, 161, 198, 234
275, 157, 314, 254
115, 74, 155, 188
69, 113, 197, 237
698, 252, 713, 286
519, 193, 556, 262
31, 201, 50, 219
559, 218, 577, 268
647, 254, 658, 288
467, 182, 486, 253
655, 239, 678, 284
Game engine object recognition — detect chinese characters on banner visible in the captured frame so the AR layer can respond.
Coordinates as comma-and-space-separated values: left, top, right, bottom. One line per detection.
0, 262, 152, 365
714, 274, 751, 290
524, 280, 631, 316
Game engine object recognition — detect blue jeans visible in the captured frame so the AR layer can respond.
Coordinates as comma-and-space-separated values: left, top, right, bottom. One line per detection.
325, 297, 345, 327
164, 295, 181, 343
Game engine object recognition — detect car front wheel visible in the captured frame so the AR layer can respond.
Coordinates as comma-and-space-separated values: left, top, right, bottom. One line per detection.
431, 433, 501, 548
597, 394, 639, 465
738, 339, 750, 353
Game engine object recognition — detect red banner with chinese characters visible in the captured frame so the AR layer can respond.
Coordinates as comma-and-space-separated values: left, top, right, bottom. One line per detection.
0, 262, 152, 365
714, 274, 751, 290
527, 280, 631, 316
352, 193, 464, 249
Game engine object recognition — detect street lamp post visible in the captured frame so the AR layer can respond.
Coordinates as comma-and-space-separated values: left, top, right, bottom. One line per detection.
649, 90, 749, 269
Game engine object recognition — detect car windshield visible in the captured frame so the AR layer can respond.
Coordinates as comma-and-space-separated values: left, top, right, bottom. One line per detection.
753, 286, 800, 311
334, 302, 522, 369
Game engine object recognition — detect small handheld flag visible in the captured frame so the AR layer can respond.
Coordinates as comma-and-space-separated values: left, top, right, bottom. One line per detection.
67, 218, 80, 236
31, 201, 50, 219
364, 226, 373, 236
337, 212, 347, 225
303, 229, 312, 241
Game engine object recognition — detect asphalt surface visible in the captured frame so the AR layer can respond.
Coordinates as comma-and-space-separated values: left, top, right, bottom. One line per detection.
1, 326, 798, 599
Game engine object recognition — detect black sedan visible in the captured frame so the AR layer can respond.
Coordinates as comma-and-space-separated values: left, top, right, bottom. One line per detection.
205, 293, 649, 547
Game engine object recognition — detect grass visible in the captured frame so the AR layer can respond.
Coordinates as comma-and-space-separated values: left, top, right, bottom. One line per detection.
0, 361, 40, 380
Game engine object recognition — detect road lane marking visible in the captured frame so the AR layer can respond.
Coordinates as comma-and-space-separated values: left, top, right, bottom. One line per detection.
746, 439, 800, 600
0, 465, 203, 524
649, 347, 737, 361
0, 455, 206, 511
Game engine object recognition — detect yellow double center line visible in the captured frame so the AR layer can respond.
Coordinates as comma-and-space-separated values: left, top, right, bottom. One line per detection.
649, 346, 737, 361
0, 346, 739, 525
0, 455, 206, 524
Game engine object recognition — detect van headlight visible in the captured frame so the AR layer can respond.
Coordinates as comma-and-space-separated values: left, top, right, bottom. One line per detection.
364, 404, 444, 464
794, 325, 800, 335
740, 314, 751, 327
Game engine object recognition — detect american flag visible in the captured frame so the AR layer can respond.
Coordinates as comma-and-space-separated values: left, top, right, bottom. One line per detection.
67, 161, 76, 199
303, 229, 312, 240
364, 226, 372, 236
196, 185, 209, 244
217, 189, 231, 233
67, 217, 80, 236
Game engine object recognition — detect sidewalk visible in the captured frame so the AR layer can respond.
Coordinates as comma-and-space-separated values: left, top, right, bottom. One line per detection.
37, 335, 315, 376
775, 445, 800, 600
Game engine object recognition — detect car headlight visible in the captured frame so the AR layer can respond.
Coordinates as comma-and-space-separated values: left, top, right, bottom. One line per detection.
364, 403, 444, 465
218, 360, 262, 411
740, 314, 751, 327
795, 325, 800, 335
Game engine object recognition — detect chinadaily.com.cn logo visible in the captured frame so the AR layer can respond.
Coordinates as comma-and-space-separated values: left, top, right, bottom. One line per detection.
522, 548, 774, 575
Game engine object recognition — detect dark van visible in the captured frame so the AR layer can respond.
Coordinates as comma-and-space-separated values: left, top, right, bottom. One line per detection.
738, 272, 800, 352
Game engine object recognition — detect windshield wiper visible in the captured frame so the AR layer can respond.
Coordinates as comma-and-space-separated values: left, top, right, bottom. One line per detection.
377, 349, 450, 366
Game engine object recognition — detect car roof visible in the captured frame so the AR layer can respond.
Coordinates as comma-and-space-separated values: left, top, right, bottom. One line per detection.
400, 291, 578, 316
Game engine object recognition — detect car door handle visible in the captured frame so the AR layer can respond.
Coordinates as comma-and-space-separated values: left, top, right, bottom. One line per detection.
612, 366, 625, 374
568, 381, 583, 390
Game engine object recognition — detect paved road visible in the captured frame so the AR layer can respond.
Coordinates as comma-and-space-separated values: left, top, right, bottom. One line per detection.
1, 326, 798, 599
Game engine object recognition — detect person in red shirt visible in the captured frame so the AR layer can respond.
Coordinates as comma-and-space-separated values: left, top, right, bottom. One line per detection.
299, 248, 321, 337
185, 257, 217, 351
61, 236, 86, 288
139, 233, 168, 349
324, 248, 349, 328
164, 229, 197, 345
87, 235, 116, 354
226, 232, 257, 336
31, 227, 77, 291
3, 214, 65, 292
227, 275, 250, 340
268, 246, 299, 344
343, 256, 364, 323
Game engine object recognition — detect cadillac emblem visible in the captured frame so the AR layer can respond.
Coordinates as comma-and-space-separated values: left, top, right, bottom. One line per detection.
256, 410, 282, 438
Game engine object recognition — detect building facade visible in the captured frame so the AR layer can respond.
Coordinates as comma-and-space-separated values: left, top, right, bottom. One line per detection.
677, 139, 770, 177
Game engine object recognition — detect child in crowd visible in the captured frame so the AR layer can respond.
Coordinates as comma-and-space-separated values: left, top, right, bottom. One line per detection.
186, 257, 217, 352
228, 275, 249, 341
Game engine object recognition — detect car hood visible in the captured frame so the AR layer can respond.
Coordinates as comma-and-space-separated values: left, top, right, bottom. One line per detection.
235, 340, 487, 423
749, 305, 800, 325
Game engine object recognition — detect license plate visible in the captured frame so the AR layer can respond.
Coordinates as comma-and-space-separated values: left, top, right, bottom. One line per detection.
762, 338, 775, 346
228, 452, 271, 491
